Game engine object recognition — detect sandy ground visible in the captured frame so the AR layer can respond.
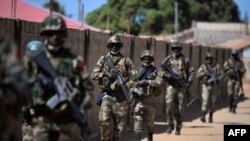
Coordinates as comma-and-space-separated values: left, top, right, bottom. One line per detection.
121, 81, 250, 141
60, 81, 250, 141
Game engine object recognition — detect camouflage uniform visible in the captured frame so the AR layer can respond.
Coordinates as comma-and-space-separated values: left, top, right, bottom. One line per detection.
23, 15, 90, 141
224, 49, 246, 113
0, 36, 29, 141
91, 35, 136, 141
132, 50, 162, 141
161, 40, 194, 135
196, 52, 223, 123
70, 56, 94, 140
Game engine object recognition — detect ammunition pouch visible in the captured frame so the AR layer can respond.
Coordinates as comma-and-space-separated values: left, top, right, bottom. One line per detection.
96, 91, 107, 106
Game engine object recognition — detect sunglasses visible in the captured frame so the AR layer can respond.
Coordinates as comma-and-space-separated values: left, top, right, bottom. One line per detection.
44, 31, 65, 37
171, 47, 182, 51
107, 43, 122, 48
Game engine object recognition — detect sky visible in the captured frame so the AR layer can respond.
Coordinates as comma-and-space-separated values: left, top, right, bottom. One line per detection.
26, 0, 249, 22
26, 0, 107, 22
26, 0, 250, 56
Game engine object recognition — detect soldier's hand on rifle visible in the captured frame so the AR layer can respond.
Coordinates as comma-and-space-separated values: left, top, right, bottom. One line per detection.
137, 80, 149, 87
200, 76, 208, 84
104, 71, 116, 79
227, 69, 235, 77
110, 80, 120, 90
187, 81, 192, 88
163, 72, 172, 79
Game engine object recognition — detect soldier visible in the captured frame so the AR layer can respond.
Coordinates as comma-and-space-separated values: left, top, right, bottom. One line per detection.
71, 56, 94, 140
0, 36, 29, 141
161, 39, 194, 135
23, 14, 90, 141
196, 51, 223, 123
91, 34, 136, 141
224, 49, 246, 113
132, 50, 162, 141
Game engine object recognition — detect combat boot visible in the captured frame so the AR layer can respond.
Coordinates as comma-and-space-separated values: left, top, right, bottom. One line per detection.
175, 127, 181, 135
134, 132, 141, 141
166, 124, 174, 134
232, 106, 237, 114
200, 112, 206, 123
147, 132, 153, 141
208, 113, 213, 123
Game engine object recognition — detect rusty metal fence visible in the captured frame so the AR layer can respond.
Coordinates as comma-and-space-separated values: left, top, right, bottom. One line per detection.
0, 17, 231, 134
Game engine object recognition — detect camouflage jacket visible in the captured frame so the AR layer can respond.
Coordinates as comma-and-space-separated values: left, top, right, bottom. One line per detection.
71, 72, 94, 109
161, 54, 195, 84
133, 65, 163, 105
196, 63, 223, 85
0, 37, 28, 107
91, 52, 136, 101
223, 57, 246, 80
25, 46, 84, 106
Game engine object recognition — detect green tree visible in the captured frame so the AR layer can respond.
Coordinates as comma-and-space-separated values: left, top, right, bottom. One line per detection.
86, 0, 240, 35
43, 0, 66, 16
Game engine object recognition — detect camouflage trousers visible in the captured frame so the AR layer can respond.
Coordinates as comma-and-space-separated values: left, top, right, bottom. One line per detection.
99, 95, 128, 141
23, 116, 60, 141
0, 103, 22, 141
227, 79, 240, 108
133, 100, 155, 134
165, 85, 186, 129
201, 84, 217, 113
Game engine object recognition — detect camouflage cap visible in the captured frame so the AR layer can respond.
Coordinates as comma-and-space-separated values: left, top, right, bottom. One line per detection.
231, 49, 239, 55
205, 51, 214, 59
168, 39, 182, 49
140, 50, 154, 61
40, 14, 67, 36
107, 34, 123, 48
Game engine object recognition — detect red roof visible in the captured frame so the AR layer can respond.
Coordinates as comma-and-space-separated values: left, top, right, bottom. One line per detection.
0, 0, 101, 31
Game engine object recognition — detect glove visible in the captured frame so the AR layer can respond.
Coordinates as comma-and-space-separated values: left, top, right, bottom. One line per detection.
186, 81, 192, 88
227, 69, 235, 77
163, 72, 172, 79
200, 76, 208, 84
104, 71, 116, 79
137, 80, 149, 87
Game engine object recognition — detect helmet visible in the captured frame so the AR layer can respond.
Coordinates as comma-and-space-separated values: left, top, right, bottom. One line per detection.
231, 49, 239, 55
205, 51, 214, 59
168, 39, 182, 50
140, 50, 154, 61
0, 36, 17, 58
40, 15, 67, 36
107, 34, 123, 48
25, 40, 45, 58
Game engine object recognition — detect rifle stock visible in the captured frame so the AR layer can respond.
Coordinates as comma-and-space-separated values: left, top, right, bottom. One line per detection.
105, 56, 131, 103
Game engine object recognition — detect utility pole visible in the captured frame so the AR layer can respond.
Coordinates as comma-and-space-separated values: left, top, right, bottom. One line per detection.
127, 16, 131, 34
78, 0, 82, 22
50, 0, 53, 16
244, 11, 249, 35
174, 1, 179, 36
106, 9, 110, 31
82, 3, 85, 28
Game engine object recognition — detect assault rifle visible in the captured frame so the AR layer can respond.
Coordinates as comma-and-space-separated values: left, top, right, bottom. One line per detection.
161, 59, 194, 107
206, 64, 221, 98
104, 56, 131, 103
26, 44, 91, 134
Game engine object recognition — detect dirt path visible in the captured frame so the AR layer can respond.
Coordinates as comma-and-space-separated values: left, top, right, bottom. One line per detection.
123, 82, 250, 141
